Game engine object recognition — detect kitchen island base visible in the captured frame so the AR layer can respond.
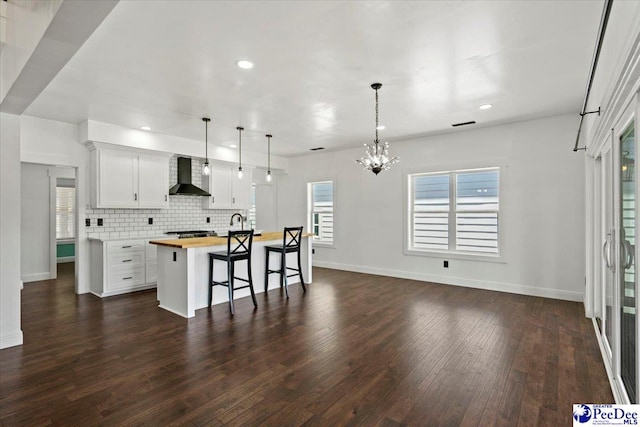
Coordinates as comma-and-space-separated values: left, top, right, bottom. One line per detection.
153, 233, 312, 318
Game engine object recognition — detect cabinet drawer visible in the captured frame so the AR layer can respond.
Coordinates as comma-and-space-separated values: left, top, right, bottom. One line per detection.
108, 267, 145, 290
107, 240, 145, 252
108, 251, 144, 268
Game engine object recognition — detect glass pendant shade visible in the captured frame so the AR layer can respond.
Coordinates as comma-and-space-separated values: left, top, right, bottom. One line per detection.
356, 83, 399, 175
266, 171, 272, 182
202, 117, 211, 176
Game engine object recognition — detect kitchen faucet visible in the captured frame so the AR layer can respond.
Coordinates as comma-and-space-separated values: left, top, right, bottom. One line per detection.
230, 213, 245, 230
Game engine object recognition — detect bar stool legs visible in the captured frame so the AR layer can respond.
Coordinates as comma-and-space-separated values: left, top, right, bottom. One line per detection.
264, 226, 306, 299
209, 230, 256, 315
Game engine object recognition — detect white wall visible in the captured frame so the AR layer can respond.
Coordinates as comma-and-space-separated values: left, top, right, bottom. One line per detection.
20, 163, 51, 282
19, 115, 90, 294
0, 113, 23, 348
278, 114, 585, 301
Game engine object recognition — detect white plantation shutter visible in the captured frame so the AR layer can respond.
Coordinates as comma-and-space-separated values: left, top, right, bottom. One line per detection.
310, 181, 334, 244
455, 171, 499, 253
412, 174, 449, 250
56, 186, 75, 239
248, 184, 256, 228
409, 168, 500, 255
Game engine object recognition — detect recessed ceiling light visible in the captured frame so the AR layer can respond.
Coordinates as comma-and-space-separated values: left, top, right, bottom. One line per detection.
140, 126, 151, 131
236, 60, 254, 70
376, 125, 386, 130
479, 104, 493, 110
229, 144, 237, 148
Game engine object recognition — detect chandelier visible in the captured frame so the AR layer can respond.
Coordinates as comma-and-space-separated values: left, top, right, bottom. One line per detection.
356, 83, 399, 175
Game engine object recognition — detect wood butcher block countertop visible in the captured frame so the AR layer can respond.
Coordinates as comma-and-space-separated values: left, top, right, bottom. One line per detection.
149, 231, 313, 249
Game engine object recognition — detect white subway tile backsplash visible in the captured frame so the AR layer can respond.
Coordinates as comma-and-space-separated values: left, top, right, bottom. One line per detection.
86, 155, 247, 239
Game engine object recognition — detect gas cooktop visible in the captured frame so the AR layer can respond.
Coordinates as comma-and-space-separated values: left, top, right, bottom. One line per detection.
166, 230, 218, 239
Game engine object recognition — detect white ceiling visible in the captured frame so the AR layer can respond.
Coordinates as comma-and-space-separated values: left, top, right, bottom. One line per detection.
24, 0, 603, 156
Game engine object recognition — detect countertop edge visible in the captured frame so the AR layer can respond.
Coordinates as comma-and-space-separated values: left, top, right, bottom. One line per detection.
150, 232, 313, 249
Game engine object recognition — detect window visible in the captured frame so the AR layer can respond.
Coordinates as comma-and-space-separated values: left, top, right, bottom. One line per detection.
248, 183, 256, 229
56, 180, 75, 239
408, 168, 499, 255
308, 181, 334, 245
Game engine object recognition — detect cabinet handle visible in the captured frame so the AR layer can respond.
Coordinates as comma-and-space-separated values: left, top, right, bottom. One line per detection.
122, 245, 132, 248
123, 277, 133, 280
212, 196, 215, 203
134, 193, 138, 201
165, 195, 167, 201
232, 197, 235, 204
122, 259, 132, 263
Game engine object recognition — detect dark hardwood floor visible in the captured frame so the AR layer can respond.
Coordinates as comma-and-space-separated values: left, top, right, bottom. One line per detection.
1, 263, 612, 426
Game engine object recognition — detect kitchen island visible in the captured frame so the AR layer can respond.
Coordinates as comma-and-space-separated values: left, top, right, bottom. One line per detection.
149, 231, 312, 318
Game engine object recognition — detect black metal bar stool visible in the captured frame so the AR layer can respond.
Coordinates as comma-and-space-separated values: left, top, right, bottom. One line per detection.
264, 226, 306, 298
209, 229, 257, 315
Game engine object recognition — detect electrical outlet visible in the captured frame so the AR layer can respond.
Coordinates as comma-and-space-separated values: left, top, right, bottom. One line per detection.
444, 260, 449, 268
148, 218, 153, 225
97, 218, 103, 226
85, 218, 90, 227
206, 217, 210, 223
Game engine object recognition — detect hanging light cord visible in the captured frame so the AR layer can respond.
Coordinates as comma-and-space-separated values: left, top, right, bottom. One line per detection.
205, 120, 208, 160
267, 135, 271, 171
239, 128, 242, 168
375, 86, 379, 146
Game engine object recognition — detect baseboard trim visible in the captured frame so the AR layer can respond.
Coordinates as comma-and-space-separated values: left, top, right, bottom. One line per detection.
312, 261, 583, 302
21, 272, 51, 283
0, 331, 23, 349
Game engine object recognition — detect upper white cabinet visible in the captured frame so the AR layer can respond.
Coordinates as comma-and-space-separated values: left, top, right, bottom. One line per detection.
137, 154, 170, 208
88, 143, 171, 209
202, 164, 253, 210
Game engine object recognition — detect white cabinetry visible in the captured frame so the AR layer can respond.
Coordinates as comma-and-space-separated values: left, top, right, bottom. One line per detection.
202, 164, 253, 209
90, 238, 160, 297
88, 143, 171, 209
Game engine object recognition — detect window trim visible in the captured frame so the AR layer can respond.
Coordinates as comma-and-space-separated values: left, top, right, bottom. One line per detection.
403, 166, 506, 263
307, 180, 335, 248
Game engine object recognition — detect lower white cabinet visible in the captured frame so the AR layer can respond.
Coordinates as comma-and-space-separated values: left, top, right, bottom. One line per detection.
90, 238, 159, 297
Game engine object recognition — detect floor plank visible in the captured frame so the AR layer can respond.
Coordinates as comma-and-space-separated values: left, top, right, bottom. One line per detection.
0, 263, 612, 426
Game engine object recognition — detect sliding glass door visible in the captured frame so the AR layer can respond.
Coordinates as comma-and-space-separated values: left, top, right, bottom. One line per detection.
617, 111, 637, 403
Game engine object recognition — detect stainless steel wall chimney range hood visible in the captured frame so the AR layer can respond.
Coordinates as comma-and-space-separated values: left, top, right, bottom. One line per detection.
169, 157, 211, 196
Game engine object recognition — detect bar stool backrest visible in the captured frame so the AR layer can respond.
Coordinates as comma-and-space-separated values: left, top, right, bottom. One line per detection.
283, 226, 303, 249
228, 229, 254, 255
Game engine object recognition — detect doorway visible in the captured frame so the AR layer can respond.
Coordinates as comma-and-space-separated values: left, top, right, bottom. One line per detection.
20, 163, 77, 291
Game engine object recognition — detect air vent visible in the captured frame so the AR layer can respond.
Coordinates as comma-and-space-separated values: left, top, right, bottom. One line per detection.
310, 147, 325, 151
452, 121, 476, 127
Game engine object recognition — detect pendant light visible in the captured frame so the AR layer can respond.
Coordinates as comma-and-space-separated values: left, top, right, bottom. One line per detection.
355, 83, 399, 175
202, 117, 211, 176
236, 126, 244, 179
266, 134, 272, 182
